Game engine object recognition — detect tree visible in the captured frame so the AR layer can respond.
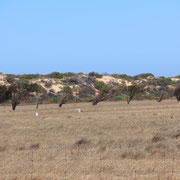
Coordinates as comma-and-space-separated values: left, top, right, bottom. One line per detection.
127, 84, 144, 104
9, 81, 41, 110
58, 86, 73, 107
92, 84, 126, 105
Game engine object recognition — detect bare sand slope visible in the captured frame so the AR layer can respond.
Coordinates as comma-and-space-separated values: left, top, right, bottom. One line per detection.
0, 100, 180, 179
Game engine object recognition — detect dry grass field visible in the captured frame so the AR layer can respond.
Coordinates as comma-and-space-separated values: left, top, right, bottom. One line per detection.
1, 100, 180, 180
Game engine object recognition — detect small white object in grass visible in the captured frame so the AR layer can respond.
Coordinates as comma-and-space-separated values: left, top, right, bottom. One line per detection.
35, 112, 39, 117
77, 109, 81, 113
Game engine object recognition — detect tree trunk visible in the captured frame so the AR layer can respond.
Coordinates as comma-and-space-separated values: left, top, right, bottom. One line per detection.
12, 102, 17, 111
59, 101, 64, 107
157, 94, 163, 102
36, 102, 39, 109
127, 96, 131, 104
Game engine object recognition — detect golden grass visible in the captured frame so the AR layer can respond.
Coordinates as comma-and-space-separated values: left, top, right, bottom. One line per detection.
0, 99, 180, 179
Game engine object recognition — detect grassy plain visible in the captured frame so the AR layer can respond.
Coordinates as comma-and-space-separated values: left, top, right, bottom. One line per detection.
0, 100, 180, 179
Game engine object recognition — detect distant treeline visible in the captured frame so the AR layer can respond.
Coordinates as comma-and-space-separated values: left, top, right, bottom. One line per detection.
1, 72, 180, 86
1, 72, 180, 111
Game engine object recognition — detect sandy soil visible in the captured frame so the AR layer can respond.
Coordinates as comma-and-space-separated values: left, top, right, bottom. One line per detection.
0, 100, 180, 179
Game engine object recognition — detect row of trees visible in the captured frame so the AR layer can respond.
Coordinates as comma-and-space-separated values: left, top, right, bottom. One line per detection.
0, 80, 42, 110
1, 80, 180, 110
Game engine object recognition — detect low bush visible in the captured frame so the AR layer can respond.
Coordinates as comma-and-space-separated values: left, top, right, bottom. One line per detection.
94, 81, 110, 93
159, 77, 176, 86
46, 72, 64, 79
108, 95, 126, 101
63, 72, 75, 77
18, 74, 40, 79
88, 72, 102, 78
44, 82, 52, 88
84, 97, 94, 102
6, 74, 15, 83
112, 74, 132, 80
133, 73, 154, 79
62, 86, 72, 94
52, 98, 58, 103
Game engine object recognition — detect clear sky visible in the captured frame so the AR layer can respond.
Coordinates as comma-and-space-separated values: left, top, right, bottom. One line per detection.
0, 0, 180, 77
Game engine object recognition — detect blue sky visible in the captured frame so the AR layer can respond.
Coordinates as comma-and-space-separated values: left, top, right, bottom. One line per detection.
0, 0, 180, 77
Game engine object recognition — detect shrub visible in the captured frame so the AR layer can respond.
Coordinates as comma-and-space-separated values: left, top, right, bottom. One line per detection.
94, 81, 110, 93
18, 74, 40, 79
62, 86, 72, 94
159, 77, 176, 86
64, 72, 75, 77
84, 97, 94, 102
6, 74, 15, 83
78, 85, 95, 97
112, 74, 132, 80
133, 73, 154, 79
78, 72, 84, 75
108, 95, 126, 101
46, 72, 64, 79
53, 98, 58, 103
88, 72, 102, 78
115, 96, 127, 101
44, 82, 52, 88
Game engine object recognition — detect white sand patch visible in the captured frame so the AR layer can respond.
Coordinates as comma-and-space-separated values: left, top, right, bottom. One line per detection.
96, 76, 132, 86
0, 74, 8, 85
171, 78, 179, 82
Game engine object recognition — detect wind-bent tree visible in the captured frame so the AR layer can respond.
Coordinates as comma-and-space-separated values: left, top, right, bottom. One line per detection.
157, 88, 168, 102
9, 81, 41, 110
174, 85, 180, 101
92, 81, 110, 105
58, 86, 73, 107
92, 81, 126, 105
127, 84, 145, 104
35, 88, 48, 109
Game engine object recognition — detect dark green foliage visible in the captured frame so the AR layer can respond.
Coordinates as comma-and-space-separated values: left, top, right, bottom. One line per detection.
44, 82, 52, 88
64, 72, 75, 77
78, 72, 84, 75
62, 86, 72, 94
112, 74, 132, 80
53, 98, 58, 103
9, 81, 43, 110
133, 73, 154, 79
78, 85, 95, 100
0, 85, 10, 102
159, 77, 176, 86
46, 72, 64, 79
94, 81, 110, 93
108, 95, 127, 101
147, 78, 175, 86
6, 74, 15, 83
18, 74, 40, 79
46, 72, 75, 79
88, 72, 102, 78
84, 97, 94, 102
